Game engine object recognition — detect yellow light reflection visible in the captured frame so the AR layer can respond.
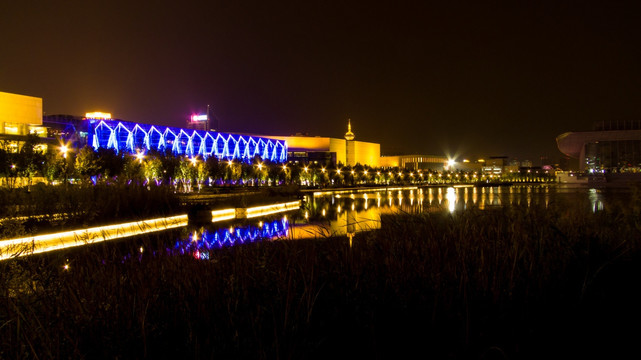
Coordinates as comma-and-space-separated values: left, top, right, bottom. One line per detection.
0, 215, 189, 261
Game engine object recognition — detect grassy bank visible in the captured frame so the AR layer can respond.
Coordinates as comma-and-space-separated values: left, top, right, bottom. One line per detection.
1, 197, 641, 359
0, 184, 184, 238
0, 184, 307, 239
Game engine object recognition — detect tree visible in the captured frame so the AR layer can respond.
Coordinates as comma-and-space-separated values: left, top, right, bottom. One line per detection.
205, 156, 224, 185
196, 161, 207, 191
142, 156, 163, 185
0, 148, 9, 179
44, 152, 64, 184
17, 134, 45, 185
96, 148, 124, 181
122, 156, 144, 184
175, 157, 197, 192
75, 146, 99, 182
224, 160, 241, 185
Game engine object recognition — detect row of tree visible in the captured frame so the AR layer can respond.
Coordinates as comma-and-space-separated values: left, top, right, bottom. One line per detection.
0, 136, 556, 191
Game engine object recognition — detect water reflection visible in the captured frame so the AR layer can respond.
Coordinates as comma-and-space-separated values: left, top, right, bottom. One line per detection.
174, 218, 290, 259
172, 184, 625, 257
589, 188, 604, 212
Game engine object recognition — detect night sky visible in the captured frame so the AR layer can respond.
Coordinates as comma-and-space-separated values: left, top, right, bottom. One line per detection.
2, 1, 641, 163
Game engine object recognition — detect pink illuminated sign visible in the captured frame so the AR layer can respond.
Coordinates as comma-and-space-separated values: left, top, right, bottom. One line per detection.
191, 114, 207, 122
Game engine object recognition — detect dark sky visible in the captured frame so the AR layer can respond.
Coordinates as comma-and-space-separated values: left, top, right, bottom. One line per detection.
2, 1, 641, 162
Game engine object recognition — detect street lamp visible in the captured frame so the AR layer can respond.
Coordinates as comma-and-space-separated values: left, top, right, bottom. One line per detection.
136, 151, 145, 163
59, 144, 69, 158
59, 143, 70, 185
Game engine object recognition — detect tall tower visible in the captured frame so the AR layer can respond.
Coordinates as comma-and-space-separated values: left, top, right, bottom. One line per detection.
344, 118, 355, 166
344, 118, 355, 141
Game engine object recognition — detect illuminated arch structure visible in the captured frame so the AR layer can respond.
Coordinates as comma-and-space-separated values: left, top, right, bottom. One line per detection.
88, 119, 287, 163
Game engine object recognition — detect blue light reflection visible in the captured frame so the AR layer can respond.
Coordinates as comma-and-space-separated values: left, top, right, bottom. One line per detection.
174, 218, 290, 259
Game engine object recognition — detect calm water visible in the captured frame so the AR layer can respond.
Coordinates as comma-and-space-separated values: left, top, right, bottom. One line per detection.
172, 184, 636, 258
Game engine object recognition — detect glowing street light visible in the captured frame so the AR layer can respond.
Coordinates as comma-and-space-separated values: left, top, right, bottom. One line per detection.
135, 151, 145, 163
447, 159, 456, 170
190, 157, 198, 166
59, 144, 69, 158
257, 162, 263, 170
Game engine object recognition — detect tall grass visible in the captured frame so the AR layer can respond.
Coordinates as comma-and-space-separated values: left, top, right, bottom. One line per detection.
0, 184, 183, 237
1, 196, 641, 359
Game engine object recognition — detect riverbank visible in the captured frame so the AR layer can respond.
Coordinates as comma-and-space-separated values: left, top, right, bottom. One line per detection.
1, 197, 640, 358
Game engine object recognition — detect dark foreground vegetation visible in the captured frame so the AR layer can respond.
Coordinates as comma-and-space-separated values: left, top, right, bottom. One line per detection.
1, 196, 641, 359
0, 184, 303, 238
0, 184, 183, 237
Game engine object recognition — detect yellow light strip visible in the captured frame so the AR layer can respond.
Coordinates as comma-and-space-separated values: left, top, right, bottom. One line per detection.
0, 215, 188, 261
0, 200, 303, 260
211, 208, 236, 222
246, 201, 301, 218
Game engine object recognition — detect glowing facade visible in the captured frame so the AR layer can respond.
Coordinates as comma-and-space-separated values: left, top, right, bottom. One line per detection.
0, 91, 45, 153
88, 119, 287, 162
379, 155, 448, 170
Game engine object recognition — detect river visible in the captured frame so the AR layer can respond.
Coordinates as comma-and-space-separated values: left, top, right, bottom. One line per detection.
173, 184, 638, 259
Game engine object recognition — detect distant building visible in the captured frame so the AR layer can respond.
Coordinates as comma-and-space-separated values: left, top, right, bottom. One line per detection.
0, 91, 45, 152
186, 105, 218, 132
262, 120, 381, 167
379, 154, 447, 171
482, 156, 508, 175
557, 120, 641, 172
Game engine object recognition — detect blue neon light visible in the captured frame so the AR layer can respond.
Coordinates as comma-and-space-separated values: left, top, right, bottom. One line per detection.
90, 119, 287, 163
173, 218, 290, 258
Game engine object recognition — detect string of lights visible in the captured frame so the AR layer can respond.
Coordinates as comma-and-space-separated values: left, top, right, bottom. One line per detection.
90, 119, 288, 163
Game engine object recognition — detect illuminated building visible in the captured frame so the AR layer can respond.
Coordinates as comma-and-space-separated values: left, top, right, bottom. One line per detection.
186, 105, 218, 132
0, 91, 45, 152
557, 120, 641, 172
86, 118, 287, 162
37, 113, 288, 163
481, 156, 508, 175
262, 120, 381, 167
85, 112, 111, 120
379, 154, 448, 170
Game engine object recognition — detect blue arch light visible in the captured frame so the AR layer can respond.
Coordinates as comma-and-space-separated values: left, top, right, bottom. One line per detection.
90, 119, 287, 163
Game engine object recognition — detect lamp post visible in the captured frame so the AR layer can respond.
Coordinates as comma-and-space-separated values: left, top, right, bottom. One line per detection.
59, 144, 69, 185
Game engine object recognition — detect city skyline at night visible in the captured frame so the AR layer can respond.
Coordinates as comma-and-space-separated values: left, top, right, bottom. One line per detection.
2, 1, 641, 163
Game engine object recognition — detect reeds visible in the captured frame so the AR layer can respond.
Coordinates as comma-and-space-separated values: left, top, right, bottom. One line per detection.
0, 184, 182, 237
1, 196, 641, 359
